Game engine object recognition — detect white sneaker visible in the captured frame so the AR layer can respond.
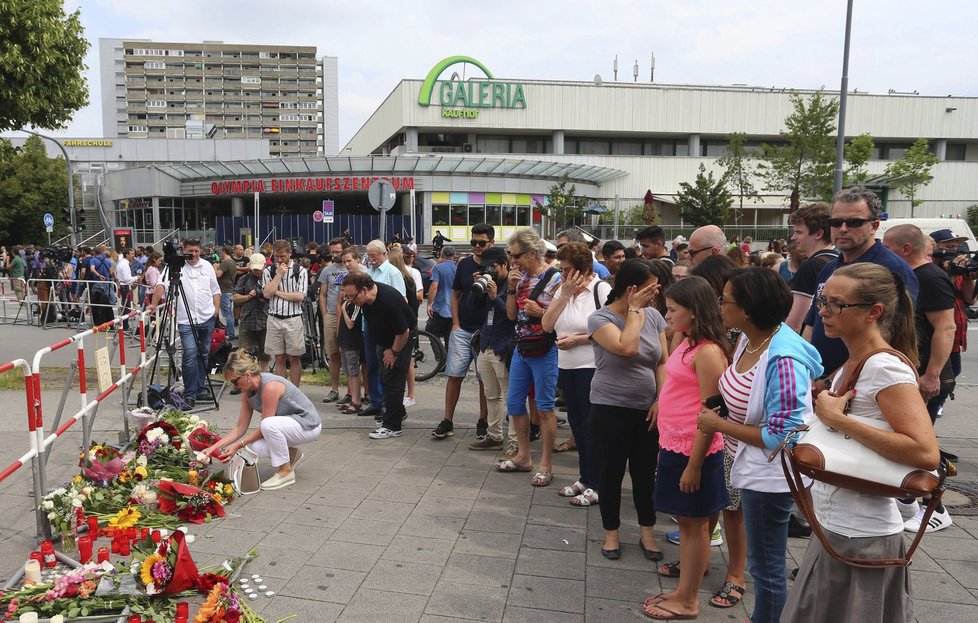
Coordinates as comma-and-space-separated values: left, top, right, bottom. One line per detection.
896, 499, 920, 520
403, 397, 416, 407
369, 427, 403, 439
904, 505, 953, 533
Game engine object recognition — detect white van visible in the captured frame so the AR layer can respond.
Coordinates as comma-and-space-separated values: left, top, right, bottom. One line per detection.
875, 218, 978, 251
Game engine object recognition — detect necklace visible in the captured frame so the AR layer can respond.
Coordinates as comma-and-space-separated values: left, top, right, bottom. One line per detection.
744, 326, 780, 355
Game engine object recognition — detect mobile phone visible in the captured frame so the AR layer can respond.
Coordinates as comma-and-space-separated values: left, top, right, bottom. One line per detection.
704, 394, 729, 419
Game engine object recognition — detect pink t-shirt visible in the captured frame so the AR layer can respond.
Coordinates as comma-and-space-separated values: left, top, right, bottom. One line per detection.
657, 338, 725, 457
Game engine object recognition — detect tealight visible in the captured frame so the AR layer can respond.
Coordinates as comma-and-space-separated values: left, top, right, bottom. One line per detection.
265, 591, 275, 597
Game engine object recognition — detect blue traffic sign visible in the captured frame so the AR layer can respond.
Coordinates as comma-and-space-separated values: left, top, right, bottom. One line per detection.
43, 213, 54, 227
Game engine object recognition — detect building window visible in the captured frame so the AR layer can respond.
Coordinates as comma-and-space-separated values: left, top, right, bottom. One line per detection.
279, 114, 299, 121
146, 100, 166, 108
432, 205, 449, 224
611, 140, 643, 156
144, 61, 166, 70
450, 206, 466, 226
468, 206, 485, 225
945, 143, 966, 161
128, 125, 148, 132
485, 205, 501, 226
241, 76, 261, 84
166, 49, 184, 57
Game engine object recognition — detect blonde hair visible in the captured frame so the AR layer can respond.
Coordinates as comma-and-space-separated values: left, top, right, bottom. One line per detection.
507, 228, 546, 258
223, 348, 262, 381
388, 248, 412, 280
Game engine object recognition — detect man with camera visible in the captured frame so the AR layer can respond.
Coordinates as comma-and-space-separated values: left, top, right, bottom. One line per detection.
262, 240, 309, 387
431, 224, 495, 440
930, 229, 978, 409
148, 238, 221, 408
231, 253, 271, 394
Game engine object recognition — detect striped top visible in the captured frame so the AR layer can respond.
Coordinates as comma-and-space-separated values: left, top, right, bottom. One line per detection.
261, 261, 308, 317
718, 361, 757, 458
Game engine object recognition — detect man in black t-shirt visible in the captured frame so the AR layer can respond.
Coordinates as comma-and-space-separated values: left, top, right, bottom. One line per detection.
787, 202, 838, 332
342, 272, 414, 439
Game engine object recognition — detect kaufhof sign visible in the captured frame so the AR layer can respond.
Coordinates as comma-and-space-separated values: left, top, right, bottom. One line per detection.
418, 56, 526, 119
210, 176, 415, 195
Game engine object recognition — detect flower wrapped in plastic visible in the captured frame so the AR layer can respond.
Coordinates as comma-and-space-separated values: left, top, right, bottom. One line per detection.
130, 530, 199, 596
194, 581, 242, 623
202, 475, 237, 505
79, 444, 126, 485
188, 427, 222, 453
127, 406, 157, 434
136, 421, 183, 455
158, 480, 226, 524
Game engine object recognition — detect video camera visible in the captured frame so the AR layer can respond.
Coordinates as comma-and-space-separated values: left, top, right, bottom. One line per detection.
162, 239, 192, 274
935, 248, 978, 276
40, 245, 72, 263
471, 266, 499, 295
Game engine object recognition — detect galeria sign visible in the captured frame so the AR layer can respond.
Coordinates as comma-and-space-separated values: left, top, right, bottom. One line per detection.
418, 56, 526, 119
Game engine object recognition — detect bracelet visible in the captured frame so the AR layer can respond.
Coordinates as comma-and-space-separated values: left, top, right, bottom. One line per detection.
507, 289, 517, 294
627, 308, 642, 314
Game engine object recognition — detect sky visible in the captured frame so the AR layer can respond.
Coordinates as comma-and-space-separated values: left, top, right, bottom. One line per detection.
31, 0, 978, 146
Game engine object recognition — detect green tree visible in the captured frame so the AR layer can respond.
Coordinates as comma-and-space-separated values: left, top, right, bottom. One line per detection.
843, 133, 876, 186
0, 136, 70, 244
757, 90, 839, 211
884, 137, 940, 217
717, 132, 760, 224
0, 0, 89, 132
534, 174, 578, 232
676, 164, 733, 227
966, 204, 978, 237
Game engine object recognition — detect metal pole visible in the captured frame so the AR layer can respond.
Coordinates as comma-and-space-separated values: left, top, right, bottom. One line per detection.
253, 191, 260, 247
833, 0, 854, 194
21, 129, 77, 246
613, 194, 620, 241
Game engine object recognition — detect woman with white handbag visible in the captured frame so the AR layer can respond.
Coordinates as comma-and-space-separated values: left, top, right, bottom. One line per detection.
201, 349, 322, 491
781, 263, 940, 623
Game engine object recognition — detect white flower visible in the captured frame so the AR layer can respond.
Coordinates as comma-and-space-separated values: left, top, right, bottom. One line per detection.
136, 455, 148, 468
71, 498, 83, 507
48, 512, 57, 520
81, 486, 93, 495
42, 500, 55, 510
52, 487, 67, 497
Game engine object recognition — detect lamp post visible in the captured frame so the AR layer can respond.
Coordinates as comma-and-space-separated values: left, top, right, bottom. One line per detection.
21, 129, 77, 246
833, 0, 854, 194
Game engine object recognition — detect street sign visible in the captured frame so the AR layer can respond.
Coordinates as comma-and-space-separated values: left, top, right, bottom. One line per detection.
368, 180, 397, 212
322, 200, 335, 224
43, 213, 54, 228
313, 210, 324, 223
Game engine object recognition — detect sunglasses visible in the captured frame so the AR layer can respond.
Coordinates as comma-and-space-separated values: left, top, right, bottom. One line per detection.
507, 251, 525, 259
470, 239, 490, 247
828, 218, 873, 228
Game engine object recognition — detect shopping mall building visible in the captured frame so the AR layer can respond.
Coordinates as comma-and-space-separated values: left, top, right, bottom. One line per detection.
13, 55, 978, 246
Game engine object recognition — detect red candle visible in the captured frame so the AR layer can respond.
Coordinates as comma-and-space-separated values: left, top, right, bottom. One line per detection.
119, 540, 130, 556
87, 516, 99, 537
97, 546, 110, 563
77, 535, 93, 564
151, 529, 161, 543
175, 602, 189, 617
128, 615, 142, 623
29, 551, 44, 565
110, 539, 120, 554
140, 527, 150, 540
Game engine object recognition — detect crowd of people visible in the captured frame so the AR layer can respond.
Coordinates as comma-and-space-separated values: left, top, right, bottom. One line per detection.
1, 184, 968, 622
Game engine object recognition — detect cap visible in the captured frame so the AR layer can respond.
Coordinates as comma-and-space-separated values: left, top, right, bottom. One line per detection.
441, 245, 456, 257
479, 247, 508, 267
544, 240, 558, 253
929, 229, 967, 244
248, 253, 266, 270
673, 235, 687, 244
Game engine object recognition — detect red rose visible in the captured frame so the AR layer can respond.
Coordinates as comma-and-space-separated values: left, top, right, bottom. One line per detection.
226, 609, 241, 623
64, 584, 79, 597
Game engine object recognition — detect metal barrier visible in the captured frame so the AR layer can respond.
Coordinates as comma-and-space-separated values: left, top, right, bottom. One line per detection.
26, 278, 122, 330
0, 276, 29, 325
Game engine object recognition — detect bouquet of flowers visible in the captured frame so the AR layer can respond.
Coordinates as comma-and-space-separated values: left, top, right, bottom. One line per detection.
127, 406, 157, 434
203, 475, 237, 505
130, 531, 199, 596
1, 561, 117, 619
158, 480, 226, 524
79, 444, 126, 485
194, 581, 242, 623
189, 427, 222, 452
137, 421, 183, 454
39, 484, 85, 537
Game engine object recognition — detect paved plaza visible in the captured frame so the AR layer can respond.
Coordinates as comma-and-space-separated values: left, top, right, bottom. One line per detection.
0, 323, 976, 622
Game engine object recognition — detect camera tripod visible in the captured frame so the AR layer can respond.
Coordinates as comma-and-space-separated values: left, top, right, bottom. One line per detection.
146, 262, 220, 412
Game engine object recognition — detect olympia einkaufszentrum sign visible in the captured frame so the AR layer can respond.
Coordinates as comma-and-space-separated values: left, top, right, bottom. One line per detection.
418, 56, 527, 119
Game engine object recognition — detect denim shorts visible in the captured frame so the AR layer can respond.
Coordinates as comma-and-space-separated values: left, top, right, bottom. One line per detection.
445, 328, 477, 377
654, 449, 730, 517
506, 345, 558, 415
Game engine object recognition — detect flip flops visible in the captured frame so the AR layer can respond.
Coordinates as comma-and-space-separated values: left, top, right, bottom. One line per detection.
641, 601, 697, 620
554, 440, 577, 452
658, 561, 709, 578
569, 489, 599, 506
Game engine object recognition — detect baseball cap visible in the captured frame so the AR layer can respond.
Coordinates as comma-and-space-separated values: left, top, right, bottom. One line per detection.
929, 229, 967, 244
479, 247, 508, 267
544, 240, 558, 253
249, 253, 266, 270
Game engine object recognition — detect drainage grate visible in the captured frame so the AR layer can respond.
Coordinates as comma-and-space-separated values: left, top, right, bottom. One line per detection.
944, 480, 978, 516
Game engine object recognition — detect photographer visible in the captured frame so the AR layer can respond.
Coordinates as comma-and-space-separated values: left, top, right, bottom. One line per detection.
931, 229, 978, 398
231, 253, 271, 393
149, 238, 221, 409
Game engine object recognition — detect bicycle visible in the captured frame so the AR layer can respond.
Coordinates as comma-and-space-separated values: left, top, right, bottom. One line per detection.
413, 328, 446, 381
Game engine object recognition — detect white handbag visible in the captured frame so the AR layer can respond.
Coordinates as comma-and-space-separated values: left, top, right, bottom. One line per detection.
228, 445, 261, 495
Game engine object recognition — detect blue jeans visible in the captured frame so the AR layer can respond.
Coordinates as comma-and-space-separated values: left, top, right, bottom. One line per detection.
220, 293, 236, 339
178, 316, 215, 400
362, 324, 385, 410
741, 489, 794, 623
506, 345, 558, 415
558, 367, 597, 488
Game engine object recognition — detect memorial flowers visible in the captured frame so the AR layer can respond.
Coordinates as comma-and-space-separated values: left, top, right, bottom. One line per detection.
79, 444, 126, 485
130, 531, 199, 596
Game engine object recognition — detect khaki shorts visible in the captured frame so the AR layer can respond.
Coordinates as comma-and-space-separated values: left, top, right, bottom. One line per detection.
322, 312, 339, 356
265, 314, 305, 356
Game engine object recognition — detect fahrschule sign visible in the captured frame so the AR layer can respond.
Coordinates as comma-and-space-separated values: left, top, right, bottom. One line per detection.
418, 56, 526, 119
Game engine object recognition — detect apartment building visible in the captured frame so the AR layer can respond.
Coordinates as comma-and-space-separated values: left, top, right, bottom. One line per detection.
99, 38, 339, 157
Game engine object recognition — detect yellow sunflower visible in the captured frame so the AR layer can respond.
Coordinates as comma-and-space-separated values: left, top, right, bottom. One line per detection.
140, 553, 163, 586
108, 506, 142, 529
187, 470, 199, 486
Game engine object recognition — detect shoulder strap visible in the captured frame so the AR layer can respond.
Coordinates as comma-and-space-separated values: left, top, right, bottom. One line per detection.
837, 348, 918, 394
529, 267, 558, 302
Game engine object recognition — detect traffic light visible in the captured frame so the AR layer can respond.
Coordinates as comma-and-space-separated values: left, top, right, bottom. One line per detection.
76, 224, 85, 233
62, 206, 71, 222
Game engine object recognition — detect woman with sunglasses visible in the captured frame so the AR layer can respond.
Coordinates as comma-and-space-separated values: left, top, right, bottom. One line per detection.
781, 264, 939, 623
201, 349, 322, 491
696, 268, 822, 623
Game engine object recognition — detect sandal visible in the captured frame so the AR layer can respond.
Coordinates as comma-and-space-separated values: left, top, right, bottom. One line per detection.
569, 489, 599, 506
709, 582, 745, 608
558, 480, 586, 497
657, 561, 709, 578
495, 459, 532, 472
340, 403, 363, 414
554, 440, 577, 453
642, 601, 697, 620
531, 471, 553, 487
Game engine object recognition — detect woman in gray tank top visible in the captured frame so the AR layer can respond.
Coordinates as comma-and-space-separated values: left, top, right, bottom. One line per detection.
201, 349, 321, 490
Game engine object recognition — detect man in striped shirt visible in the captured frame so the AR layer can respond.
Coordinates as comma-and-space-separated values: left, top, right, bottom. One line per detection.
262, 240, 309, 386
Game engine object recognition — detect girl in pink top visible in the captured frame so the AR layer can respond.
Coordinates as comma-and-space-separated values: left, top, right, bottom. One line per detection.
645, 275, 730, 621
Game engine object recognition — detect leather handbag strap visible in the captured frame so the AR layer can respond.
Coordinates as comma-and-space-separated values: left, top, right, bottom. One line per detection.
836, 348, 918, 395
780, 444, 946, 568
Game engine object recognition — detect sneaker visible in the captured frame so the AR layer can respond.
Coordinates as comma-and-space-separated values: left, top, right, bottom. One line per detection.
403, 397, 416, 408
896, 499, 920, 520
556, 416, 568, 427
432, 419, 454, 439
469, 438, 503, 451
323, 389, 339, 403
337, 394, 353, 406
368, 427, 402, 439
905, 505, 953, 533
529, 424, 541, 441
666, 524, 723, 546
788, 513, 812, 539
475, 419, 488, 440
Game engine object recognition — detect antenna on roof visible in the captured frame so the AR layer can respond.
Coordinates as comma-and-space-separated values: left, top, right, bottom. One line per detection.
613, 55, 618, 81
